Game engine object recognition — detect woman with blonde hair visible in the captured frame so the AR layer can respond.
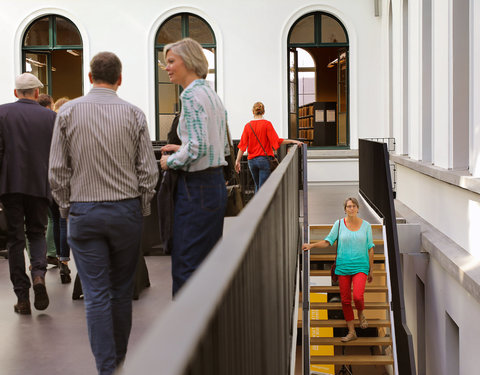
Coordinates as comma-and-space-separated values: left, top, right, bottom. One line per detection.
302, 197, 375, 342
235, 102, 302, 192
160, 38, 228, 296
54, 97, 69, 112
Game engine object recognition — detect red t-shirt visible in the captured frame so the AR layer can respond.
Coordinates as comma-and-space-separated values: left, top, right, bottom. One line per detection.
237, 120, 284, 160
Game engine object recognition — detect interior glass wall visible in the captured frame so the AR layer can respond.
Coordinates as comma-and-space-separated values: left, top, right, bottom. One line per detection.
288, 12, 349, 148
155, 14, 216, 140
22, 15, 83, 102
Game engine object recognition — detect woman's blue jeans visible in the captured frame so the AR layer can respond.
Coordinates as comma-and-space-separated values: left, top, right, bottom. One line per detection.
248, 156, 271, 192
171, 167, 227, 296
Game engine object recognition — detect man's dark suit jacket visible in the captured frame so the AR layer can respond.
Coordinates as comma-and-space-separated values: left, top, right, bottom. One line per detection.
0, 98, 56, 200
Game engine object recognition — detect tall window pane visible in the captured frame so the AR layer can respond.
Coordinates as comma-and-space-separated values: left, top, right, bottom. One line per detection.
298, 49, 315, 106
25, 53, 48, 94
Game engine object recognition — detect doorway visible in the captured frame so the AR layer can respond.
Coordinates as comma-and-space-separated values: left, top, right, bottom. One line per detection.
288, 12, 349, 148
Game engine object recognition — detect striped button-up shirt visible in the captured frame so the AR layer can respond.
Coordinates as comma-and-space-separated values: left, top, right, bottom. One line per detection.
49, 87, 158, 217
167, 79, 229, 171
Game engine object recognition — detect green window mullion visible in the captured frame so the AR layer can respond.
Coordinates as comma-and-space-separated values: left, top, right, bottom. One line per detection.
52, 45, 83, 50
50, 16, 55, 48
23, 46, 51, 51
182, 14, 189, 38
47, 53, 52, 96
315, 13, 321, 46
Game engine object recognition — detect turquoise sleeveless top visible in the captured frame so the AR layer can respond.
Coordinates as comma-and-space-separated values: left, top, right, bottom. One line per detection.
325, 219, 375, 276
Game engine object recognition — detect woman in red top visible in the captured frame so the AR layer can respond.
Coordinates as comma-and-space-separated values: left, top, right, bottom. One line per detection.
235, 102, 302, 192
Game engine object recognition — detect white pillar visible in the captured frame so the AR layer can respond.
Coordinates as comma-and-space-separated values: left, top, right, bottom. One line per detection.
431, 0, 451, 168
391, 0, 408, 155
471, 0, 480, 176
408, 0, 422, 160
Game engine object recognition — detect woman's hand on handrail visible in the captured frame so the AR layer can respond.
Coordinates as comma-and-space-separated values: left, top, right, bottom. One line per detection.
302, 240, 330, 251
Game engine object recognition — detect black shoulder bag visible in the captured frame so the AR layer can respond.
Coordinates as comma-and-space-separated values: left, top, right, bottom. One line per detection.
225, 123, 244, 216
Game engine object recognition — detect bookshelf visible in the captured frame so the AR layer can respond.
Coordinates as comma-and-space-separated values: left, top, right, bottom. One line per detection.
298, 102, 337, 146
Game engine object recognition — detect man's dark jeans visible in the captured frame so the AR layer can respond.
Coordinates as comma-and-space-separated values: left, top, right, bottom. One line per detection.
68, 199, 143, 375
1, 193, 48, 301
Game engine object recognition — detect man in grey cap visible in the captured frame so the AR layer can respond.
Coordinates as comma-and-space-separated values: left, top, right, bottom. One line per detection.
0, 73, 56, 314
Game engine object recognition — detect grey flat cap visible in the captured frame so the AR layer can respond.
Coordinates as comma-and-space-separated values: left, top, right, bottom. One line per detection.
15, 73, 44, 90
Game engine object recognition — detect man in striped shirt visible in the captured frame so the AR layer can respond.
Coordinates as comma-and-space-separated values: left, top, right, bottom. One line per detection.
48, 52, 158, 375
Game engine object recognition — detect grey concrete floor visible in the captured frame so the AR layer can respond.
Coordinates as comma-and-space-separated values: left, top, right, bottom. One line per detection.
306, 184, 380, 224
0, 254, 172, 375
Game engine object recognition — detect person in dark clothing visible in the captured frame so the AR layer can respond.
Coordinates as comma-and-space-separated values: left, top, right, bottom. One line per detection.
0, 73, 56, 315
157, 114, 181, 255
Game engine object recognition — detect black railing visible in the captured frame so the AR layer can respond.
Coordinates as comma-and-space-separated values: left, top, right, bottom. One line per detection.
358, 139, 416, 375
121, 145, 304, 375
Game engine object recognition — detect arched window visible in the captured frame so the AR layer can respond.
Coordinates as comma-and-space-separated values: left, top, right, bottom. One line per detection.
288, 12, 349, 148
154, 13, 216, 140
22, 15, 83, 101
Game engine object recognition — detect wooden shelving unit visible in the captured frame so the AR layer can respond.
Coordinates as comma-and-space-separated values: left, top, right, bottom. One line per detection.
298, 101, 337, 146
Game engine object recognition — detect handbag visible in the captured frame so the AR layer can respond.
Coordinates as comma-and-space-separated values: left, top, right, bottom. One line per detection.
331, 218, 341, 283
224, 123, 244, 217
225, 184, 243, 216
248, 122, 279, 172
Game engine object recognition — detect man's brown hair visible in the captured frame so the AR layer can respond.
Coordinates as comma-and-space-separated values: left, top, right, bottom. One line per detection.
90, 52, 122, 85
37, 94, 53, 108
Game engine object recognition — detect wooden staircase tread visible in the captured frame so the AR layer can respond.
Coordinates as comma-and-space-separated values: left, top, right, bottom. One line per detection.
311, 269, 386, 276
310, 254, 385, 261
310, 285, 388, 293
311, 302, 389, 310
311, 319, 391, 328
311, 355, 394, 365
310, 337, 392, 346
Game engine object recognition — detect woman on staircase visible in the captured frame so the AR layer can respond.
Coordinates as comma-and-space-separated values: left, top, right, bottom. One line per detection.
302, 197, 375, 342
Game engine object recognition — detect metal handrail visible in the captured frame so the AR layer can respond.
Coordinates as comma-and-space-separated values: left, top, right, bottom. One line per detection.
358, 139, 416, 375
121, 145, 304, 375
301, 144, 310, 375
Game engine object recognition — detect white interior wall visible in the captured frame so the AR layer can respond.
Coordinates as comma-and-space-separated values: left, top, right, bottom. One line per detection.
307, 159, 358, 184
403, 254, 480, 375
396, 164, 480, 258
0, 0, 384, 145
